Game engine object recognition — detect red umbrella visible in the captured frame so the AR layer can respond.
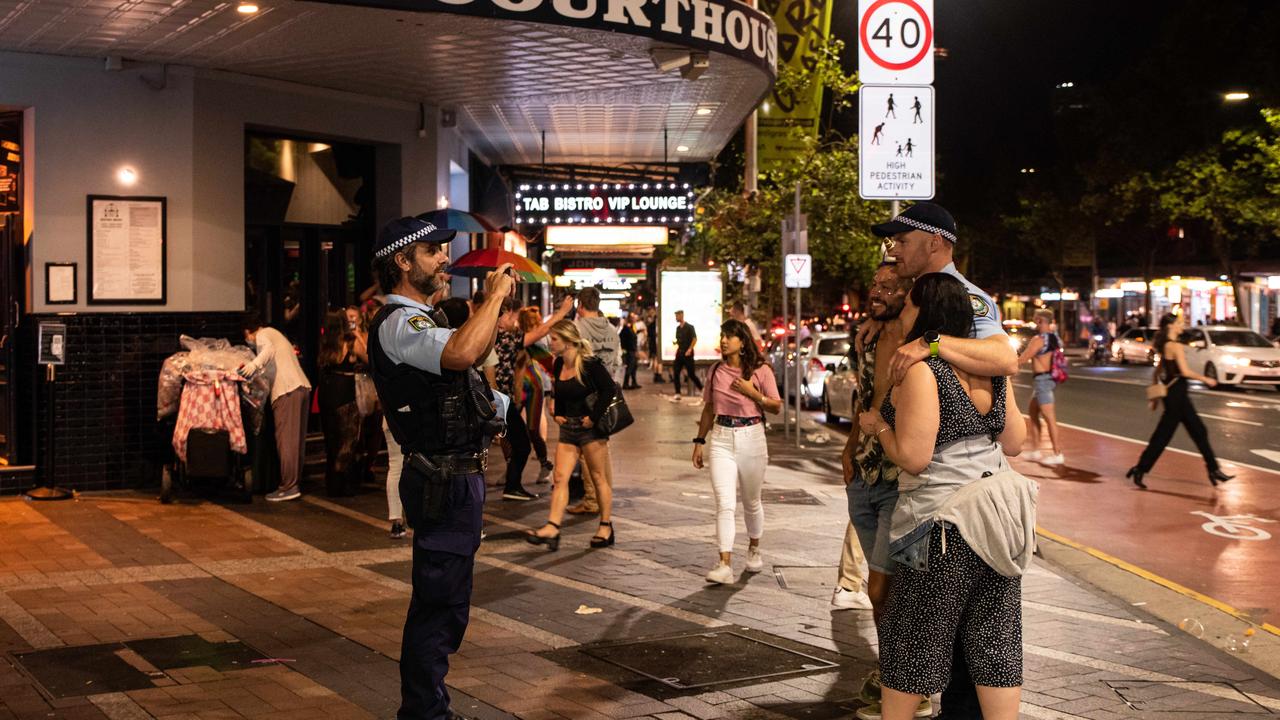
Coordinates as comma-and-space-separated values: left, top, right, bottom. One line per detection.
449, 247, 551, 284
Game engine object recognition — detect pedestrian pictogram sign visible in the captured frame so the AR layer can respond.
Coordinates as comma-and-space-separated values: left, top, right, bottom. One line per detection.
858, 0, 934, 85
859, 84, 934, 199
784, 254, 812, 289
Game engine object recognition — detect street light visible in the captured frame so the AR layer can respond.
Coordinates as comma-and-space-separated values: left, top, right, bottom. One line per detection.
1223, 91, 1250, 102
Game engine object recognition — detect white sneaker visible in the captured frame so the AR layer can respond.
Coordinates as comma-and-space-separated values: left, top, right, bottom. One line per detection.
1023, 449, 1042, 462
705, 563, 734, 584
745, 548, 765, 573
831, 586, 873, 610
1040, 453, 1065, 466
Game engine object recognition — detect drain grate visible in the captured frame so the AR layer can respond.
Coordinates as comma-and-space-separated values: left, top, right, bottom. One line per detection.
579, 630, 838, 689
1107, 680, 1272, 714
761, 488, 823, 505
773, 566, 840, 591
15, 635, 265, 699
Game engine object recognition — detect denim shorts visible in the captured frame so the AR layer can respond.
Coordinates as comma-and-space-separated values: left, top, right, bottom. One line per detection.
846, 475, 901, 575
1032, 373, 1056, 405
558, 417, 601, 447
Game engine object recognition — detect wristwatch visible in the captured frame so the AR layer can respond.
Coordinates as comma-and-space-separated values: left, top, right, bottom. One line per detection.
923, 330, 941, 358
692, 437, 707, 445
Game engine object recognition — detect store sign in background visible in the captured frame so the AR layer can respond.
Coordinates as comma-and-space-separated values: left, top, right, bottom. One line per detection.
757, 0, 833, 172
659, 271, 723, 362
516, 182, 695, 226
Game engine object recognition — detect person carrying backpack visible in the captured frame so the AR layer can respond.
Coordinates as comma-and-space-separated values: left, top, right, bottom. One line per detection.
1017, 309, 1064, 466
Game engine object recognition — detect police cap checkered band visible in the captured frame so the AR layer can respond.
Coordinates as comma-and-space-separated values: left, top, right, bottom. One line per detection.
870, 201, 959, 243
892, 215, 957, 242
374, 215, 457, 259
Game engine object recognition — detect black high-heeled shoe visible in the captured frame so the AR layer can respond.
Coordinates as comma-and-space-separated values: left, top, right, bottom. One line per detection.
1126, 466, 1147, 490
590, 521, 615, 548
1208, 468, 1234, 487
525, 521, 561, 551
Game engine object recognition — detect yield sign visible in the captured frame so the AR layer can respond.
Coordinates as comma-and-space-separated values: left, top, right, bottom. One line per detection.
785, 254, 812, 289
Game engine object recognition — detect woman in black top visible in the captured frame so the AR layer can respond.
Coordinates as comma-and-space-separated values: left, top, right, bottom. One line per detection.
1128, 313, 1232, 489
527, 320, 618, 550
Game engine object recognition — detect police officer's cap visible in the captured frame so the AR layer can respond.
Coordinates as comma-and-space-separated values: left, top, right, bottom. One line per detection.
871, 202, 958, 243
374, 213, 458, 259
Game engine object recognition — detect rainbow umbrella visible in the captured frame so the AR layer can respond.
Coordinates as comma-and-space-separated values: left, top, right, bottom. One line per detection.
416, 208, 498, 234
448, 247, 551, 284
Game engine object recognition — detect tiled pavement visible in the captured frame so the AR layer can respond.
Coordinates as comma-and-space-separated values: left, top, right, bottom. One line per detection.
2, 387, 1278, 719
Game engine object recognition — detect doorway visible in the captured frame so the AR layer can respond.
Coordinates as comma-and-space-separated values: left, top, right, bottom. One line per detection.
244, 132, 376, 380
0, 111, 22, 466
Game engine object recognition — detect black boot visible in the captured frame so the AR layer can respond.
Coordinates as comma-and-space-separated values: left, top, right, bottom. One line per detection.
1125, 466, 1147, 490
1208, 468, 1234, 487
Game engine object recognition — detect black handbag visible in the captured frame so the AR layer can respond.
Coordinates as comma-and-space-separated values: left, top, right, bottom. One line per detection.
585, 359, 634, 437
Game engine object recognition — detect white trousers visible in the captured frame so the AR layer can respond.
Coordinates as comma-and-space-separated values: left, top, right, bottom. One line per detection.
383, 418, 403, 521
707, 423, 769, 553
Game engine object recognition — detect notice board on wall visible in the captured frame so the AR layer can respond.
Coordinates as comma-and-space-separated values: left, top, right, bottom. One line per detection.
87, 195, 167, 304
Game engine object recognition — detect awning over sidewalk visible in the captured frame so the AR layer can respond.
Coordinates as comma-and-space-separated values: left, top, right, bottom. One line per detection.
0, 0, 776, 164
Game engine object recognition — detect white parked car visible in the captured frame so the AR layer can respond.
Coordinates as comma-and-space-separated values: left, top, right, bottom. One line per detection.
1111, 326, 1159, 364
1180, 326, 1280, 388
822, 355, 858, 422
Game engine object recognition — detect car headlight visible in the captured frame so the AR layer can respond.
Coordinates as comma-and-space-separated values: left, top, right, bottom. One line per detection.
1221, 355, 1248, 367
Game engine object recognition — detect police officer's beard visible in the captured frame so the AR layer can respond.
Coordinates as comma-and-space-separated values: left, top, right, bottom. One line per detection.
408, 264, 444, 297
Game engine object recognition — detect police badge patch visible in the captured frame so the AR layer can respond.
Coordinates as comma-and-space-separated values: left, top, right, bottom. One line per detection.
407, 315, 435, 332
969, 294, 991, 318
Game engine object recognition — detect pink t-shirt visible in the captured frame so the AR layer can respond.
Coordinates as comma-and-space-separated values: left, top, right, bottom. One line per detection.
702, 362, 780, 417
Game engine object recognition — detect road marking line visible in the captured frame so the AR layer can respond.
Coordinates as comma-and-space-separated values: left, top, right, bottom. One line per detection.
1024, 644, 1280, 711
1198, 412, 1262, 426
1036, 527, 1280, 638
1056, 421, 1280, 477
1024, 368, 1280, 404
1022, 600, 1166, 634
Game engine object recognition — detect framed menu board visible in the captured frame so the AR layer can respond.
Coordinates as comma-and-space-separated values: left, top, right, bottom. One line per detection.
87, 195, 167, 304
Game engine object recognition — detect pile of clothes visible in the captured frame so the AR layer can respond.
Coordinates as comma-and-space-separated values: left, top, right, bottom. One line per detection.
157, 336, 274, 462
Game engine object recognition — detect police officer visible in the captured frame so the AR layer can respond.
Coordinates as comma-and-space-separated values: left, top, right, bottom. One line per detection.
365, 212, 515, 720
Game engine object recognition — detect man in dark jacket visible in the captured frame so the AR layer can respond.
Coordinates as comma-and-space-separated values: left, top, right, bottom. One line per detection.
619, 313, 640, 389
671, 310, 701, 395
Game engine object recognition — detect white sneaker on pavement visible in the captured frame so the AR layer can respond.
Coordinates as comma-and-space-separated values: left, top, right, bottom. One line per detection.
745, 548, 765, 573
1040, 453, 1065, 466
705, 563, 734, 585
831, 586, 873, 610
1023, 449, 1042, 462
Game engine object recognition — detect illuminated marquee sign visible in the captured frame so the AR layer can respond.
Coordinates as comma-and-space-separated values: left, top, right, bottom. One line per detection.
516, 182, 696, 226
308, 0, 778, 78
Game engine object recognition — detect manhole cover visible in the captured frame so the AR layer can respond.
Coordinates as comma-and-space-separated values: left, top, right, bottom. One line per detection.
774, 566, 840, 590
15, 635, 265, 699
579, 630, 838, 689
128, 635, 262, 672
1107, 681, 1272, 714
15, 644, 156, 699
761, 488, 823, 505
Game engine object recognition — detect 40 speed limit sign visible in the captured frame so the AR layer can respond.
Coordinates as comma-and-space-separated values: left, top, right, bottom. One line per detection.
858, 0, 934, 85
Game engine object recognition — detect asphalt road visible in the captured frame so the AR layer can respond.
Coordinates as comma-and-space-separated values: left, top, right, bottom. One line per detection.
817, 359, 1280, 473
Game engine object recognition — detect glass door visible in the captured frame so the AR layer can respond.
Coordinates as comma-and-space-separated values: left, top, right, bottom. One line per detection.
0, 111, 22, 466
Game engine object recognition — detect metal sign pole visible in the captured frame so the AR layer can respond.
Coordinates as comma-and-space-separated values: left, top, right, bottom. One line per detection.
780, 219, 790, 438
793, 182, 803, 447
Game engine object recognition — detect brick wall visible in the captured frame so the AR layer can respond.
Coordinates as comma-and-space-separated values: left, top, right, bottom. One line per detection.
5, 312, 245, 494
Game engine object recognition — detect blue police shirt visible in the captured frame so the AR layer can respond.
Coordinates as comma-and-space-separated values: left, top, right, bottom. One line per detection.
939, 262, 1004, 340
380, 293, 508, 555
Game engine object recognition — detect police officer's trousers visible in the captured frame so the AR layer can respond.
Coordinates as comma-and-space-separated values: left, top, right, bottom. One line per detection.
399, 544, 474, 719
397, 466, 485, 720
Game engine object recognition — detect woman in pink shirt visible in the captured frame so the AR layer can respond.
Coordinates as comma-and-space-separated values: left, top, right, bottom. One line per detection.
692, 320, 783, 584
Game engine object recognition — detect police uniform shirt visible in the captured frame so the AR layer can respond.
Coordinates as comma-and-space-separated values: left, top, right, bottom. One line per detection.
379, 293, 511, 418
379, 293, 509, 556
938, 262, 1004, 340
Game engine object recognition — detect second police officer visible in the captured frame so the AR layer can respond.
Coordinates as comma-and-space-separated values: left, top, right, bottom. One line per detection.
365, 212, 516, 720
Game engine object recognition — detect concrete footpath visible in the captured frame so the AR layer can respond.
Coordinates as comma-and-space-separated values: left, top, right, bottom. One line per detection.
1, 382, 1278, 719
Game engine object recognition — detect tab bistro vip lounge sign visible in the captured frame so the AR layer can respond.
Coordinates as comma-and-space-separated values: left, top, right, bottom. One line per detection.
514, 182, 696, 225
310, 0, 778, 77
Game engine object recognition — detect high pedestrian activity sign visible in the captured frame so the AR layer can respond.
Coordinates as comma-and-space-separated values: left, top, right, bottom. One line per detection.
859, 85, 933, 199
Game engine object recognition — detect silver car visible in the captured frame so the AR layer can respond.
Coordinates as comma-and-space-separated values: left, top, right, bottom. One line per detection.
822, 354, 858, 422
773, 332, 850, 409
1112, 327, 1159, 364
